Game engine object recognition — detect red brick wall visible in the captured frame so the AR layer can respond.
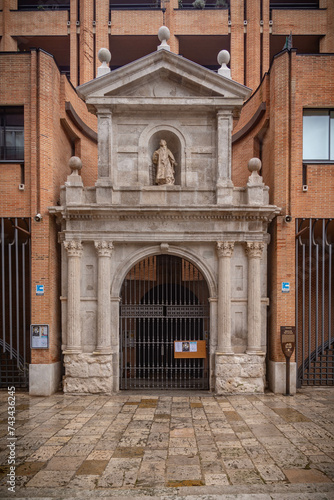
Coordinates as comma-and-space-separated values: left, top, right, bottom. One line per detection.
0, 50, 98, 366
1, 0, 333, 88
232, 51, 334, 363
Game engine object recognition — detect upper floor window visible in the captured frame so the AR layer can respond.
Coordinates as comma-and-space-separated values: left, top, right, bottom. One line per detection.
0, 107, 24, 162
270, 1, 319, 9
17, 0, 70, 10
303, 109, 334, 162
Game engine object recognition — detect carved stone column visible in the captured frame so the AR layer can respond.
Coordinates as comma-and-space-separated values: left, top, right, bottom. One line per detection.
94, 241, 114, 353
216, 241, 234, 353
63, 241, 83, 353
245, 242, 265, 354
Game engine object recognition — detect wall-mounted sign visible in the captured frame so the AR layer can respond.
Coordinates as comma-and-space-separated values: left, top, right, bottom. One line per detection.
174, 340, 206, 359
36, 285, 44, 296
282, 282, 290, 293
280, 325, 296, 358
31, 324, 49, 349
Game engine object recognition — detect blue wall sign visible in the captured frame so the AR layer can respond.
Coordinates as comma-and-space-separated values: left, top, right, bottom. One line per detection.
36, 285, 44, 296
282, 282, 290, 293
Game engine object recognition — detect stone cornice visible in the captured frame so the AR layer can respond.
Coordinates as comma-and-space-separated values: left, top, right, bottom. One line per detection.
49, 206, 280, 224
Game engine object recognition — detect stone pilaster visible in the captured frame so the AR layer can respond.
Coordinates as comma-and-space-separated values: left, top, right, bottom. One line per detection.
63, 241, 83, 353
94, 241, 114, 354
216, 241, 234, 354
245, 242, 265, 354
96, 109, 113, 204
97, 109, 113, 180
216, 110, 234, 205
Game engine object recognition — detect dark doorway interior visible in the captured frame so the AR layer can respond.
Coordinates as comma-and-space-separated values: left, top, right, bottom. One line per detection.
119, 254, 210, 389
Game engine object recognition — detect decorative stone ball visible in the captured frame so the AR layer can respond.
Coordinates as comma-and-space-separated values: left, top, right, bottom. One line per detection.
69, 156, 82, 172
248, 157, 262, 173
158, 26, 170, 42
217, 49, 230, 66
98, 47, 111, 64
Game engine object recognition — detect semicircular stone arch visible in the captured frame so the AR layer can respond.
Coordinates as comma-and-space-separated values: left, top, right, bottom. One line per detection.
111, 245, 217, 300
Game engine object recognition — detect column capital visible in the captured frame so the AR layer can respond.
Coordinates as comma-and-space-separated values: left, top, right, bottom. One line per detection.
245, 241, 264, 258
94, 241, 114, 257
217, 109, 233, 119
217, 241, 234, 258
64, 240, 83, 257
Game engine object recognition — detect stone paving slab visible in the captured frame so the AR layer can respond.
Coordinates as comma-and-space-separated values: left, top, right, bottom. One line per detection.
0, 388, 334, 498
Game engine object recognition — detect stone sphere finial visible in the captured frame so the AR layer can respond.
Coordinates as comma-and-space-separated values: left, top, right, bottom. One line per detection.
248, 157, 262, 173
98, 47, 111, 64
158, 26, 170, 42
217, 49, 230, 66
69, 156, 82, 173
157, 26, 171, 51
217, 50, 231, 79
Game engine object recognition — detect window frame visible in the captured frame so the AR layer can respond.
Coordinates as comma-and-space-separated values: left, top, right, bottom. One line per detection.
0, 107, 24, 163
302, 108, 334, 164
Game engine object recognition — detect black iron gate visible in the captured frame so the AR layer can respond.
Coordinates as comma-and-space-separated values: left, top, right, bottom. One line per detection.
296, 218, 334, 386
0, 218, 31, 388
120, 255, 210, 390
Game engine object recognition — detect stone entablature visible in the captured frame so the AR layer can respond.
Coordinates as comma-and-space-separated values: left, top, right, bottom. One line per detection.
50, 45, 279, 395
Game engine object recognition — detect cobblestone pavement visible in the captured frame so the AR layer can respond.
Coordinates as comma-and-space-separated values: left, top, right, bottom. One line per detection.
0, 387, 334, 499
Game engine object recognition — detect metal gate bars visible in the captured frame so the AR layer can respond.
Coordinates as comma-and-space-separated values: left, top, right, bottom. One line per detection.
296, 218, 334, 386
0, 218, 31, 388
119, 255, 210, 390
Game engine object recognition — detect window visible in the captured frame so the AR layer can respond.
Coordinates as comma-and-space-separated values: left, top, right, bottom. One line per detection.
0, 107, 24, 162
303, 109, 334, 162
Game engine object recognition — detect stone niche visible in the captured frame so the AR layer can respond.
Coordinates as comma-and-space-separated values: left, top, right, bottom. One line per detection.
50, 47, 279, 395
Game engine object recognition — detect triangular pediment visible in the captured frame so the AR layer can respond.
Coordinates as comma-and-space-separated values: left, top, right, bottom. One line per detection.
77, 50, 251, 104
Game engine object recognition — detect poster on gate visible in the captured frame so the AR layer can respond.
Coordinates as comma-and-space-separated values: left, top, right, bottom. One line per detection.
174, 340, 206, 358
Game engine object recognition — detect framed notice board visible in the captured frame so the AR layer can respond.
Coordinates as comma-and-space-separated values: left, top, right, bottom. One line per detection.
31, 324, 49, 349
174, 340, 206, 359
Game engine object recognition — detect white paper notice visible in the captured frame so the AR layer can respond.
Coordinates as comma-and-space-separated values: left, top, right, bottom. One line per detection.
189, 341, 197, 352
175, 342, 182, 352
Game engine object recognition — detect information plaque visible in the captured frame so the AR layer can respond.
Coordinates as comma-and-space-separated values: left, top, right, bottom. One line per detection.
174, 340, 206, 359
31, 324, 49, 349
280, 326, 296, 396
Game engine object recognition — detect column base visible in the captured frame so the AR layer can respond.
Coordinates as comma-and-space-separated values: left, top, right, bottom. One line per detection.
63, 352, 115, 394
93, 349, 112, 355
215, 352, 265, 394
63, 348, 82, 354
246, 349, 266, 356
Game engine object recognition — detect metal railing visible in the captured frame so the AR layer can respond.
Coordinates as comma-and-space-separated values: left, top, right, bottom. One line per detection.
270, 1, 319, 9
0, 218, 31, 389
110, 0, 161, 9
17, 1, 70, 10
119, 255, 210, 390
296, 218, 333, 386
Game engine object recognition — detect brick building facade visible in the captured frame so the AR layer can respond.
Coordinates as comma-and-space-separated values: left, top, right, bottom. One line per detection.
0, 0, 333, 394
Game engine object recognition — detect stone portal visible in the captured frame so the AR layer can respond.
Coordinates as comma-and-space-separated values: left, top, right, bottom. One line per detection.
50, 39, 279, 394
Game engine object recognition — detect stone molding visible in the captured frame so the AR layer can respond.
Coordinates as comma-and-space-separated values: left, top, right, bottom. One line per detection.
216, 241, 234, 258
64, 240, 83, 257
94, 241, 114, 257
245, 241, 264, 259
61, 213, 277, 223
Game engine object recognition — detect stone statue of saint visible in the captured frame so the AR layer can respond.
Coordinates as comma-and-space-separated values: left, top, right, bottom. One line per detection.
152, 139, 177, 185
